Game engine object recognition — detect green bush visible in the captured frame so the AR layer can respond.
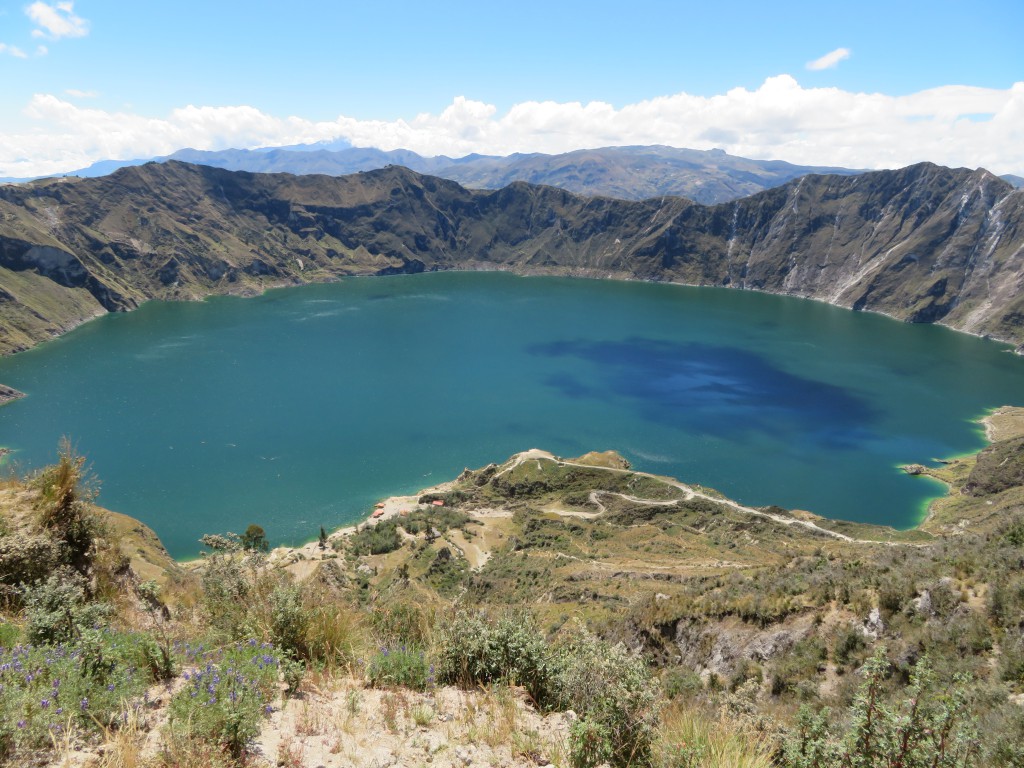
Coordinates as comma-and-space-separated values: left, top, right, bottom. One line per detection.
349, 521, 402, 555
832, 625, 867, 669
399, 508, 472, 536
728, 657, 763, 692
167, 640, 282, 759
772, 636, 827, 696
556, 625, 660, 768
782, 649, 978, 768
366, 644, 432, 690
0, 629, 155, 759
1000, 639, 1024, 685
662, 667, 703, 700
21, 570, 110, 644
569, 718, 614, 768
435, 609, 559, 705
0, 534, 63, 593
0, 620, 19, 648
198, 533, 253, 639
267, 582, 310, 661
436, 611, 657, 766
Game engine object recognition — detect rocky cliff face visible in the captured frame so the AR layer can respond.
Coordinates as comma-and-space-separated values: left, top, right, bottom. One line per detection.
0, 160, 1021, 355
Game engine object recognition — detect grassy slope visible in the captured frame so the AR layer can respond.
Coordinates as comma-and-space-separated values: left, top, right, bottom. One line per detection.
305, 409, 1018, 632
2, 410, 1023, 765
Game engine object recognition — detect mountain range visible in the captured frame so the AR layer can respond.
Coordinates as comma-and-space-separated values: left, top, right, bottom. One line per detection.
5, 145, 869, 205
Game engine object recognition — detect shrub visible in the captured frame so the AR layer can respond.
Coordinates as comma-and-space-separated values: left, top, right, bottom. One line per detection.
366, 644, 432, 690
21, 570, 110, 645
783, 705, 840, 768
772, 636, 827, 696
832, 625, 867, 669
728, 657, 763, 693
267, 582, 310, 661
782, 649, 979, 768
0, 534, 62, 593
0, 620, 19, 648
349, 521, 402, 556
556, 624, 660, 768
198, 533, 253, 639
662, 667, 703, 700
569, 718, 614, 768
167, 640, 283, 759
1000, 639, 1024, 685
435, 609, 559, 706
0, 629, 154, 760
30, 438, 100, 576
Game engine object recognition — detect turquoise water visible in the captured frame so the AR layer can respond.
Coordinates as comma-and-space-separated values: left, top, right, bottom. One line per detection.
1, 272, 1022, 558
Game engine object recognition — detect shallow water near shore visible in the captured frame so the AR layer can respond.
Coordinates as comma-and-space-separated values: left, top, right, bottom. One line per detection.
1, 272, 1022, 558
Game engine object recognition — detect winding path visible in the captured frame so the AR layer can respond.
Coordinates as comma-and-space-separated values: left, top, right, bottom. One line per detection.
504, 448, 863, 543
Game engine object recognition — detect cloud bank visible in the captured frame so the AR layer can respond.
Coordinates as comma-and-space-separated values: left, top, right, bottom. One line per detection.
3, 75, 1022, 178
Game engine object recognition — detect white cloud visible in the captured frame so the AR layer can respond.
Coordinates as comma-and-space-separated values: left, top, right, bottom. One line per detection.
26, 1, 88, 40
36, 44, 48, 56
807, 48, 851, 71
65, 88, 99, 98
2, 77, 1023, 178
0, 42, 28, 58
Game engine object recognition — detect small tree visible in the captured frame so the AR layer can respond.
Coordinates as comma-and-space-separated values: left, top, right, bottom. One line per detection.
240, 524, 269, 552
318, 526, 328, 550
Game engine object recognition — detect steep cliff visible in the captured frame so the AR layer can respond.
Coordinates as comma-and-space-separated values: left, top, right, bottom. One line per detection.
0, 160, 1021, 356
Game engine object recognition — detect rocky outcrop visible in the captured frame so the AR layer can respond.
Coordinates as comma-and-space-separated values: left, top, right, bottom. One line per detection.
0, 160, 1022, 357
672, 615, 816, 679
0, 384, 24, 404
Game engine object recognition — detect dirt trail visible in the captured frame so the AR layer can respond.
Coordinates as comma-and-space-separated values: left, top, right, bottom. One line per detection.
516, 449, 862, 543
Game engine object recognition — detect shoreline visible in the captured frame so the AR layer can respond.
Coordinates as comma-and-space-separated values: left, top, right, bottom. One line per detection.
263, 478, 457, 569
247, 406, 1024, 568
0, 384, 25, 405
909, 405, 1024, 530
1, 268, 1022, 366
176, 406, 1024, 567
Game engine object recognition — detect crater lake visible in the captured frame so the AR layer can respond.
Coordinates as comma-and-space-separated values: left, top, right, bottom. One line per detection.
2, 272, 1023, 558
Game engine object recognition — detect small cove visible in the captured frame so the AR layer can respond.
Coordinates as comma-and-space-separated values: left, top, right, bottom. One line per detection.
1, 271, 1022, 558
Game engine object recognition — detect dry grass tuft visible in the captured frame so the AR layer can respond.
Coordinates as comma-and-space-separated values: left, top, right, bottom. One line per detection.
658, 701, 775, 768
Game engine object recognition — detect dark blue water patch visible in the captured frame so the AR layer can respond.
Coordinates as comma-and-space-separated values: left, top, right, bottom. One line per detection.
531, 338, 879, 449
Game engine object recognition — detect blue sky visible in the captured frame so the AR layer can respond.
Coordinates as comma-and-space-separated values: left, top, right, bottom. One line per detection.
1, 0, 1022, 177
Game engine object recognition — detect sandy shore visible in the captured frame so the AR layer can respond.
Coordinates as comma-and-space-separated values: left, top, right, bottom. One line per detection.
266, 479, 456, 568
981, 405, 1024, 443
